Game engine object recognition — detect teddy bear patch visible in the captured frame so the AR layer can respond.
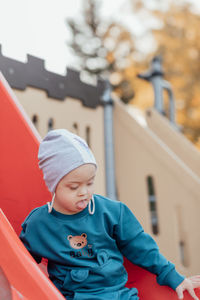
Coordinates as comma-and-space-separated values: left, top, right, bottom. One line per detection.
67, 233, 88, 249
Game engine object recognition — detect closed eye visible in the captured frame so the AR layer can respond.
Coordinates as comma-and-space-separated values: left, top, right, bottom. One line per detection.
69, 186, 79, 190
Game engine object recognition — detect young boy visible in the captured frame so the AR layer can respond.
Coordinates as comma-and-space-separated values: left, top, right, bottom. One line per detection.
20, 129, 200, 300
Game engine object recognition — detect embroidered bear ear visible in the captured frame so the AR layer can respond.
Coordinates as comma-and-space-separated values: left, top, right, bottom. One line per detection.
81, 233, 87, 238
67, 235, 73, 240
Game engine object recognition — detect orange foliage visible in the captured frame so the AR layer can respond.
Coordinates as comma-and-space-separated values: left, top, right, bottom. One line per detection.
125, 3, 200, 148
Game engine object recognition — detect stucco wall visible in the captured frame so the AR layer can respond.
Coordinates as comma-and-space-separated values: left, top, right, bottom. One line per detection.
114, 99, 200, 276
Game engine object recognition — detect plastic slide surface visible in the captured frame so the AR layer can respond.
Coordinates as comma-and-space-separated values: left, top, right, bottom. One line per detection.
0, 72, 200, 299
124, 258, 200, 300
0, 72, 51, 235
0, 208, 65, 299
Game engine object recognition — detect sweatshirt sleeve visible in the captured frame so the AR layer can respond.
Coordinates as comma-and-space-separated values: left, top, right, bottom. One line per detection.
19, 209, 42, 264
114, 202, 185, 290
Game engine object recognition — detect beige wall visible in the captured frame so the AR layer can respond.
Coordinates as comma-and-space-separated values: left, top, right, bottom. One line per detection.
146, 107, 200, 178
114, 99, 200, 276
14, 88, 106, 196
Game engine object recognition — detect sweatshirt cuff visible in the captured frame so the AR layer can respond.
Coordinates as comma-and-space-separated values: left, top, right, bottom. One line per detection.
157, 268, 185, 290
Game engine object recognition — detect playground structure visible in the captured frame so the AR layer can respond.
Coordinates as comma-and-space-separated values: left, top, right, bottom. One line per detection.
1, 48, 200, 298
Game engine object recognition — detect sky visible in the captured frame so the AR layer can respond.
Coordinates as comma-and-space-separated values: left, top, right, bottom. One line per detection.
0, 0, 200, 76
1, 0, 139, 75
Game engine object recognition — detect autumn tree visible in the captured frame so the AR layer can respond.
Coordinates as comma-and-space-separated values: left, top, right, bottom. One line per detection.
66, 0, 200, 146
66, 0, 136, 103
151, 3, 200, 145
128, 1, 200, 146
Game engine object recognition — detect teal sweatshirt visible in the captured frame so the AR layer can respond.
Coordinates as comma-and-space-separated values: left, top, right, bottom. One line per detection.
20, 194, 185, 300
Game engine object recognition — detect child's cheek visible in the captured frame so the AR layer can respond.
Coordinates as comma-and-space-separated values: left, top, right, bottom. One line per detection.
89, 187, 94, 196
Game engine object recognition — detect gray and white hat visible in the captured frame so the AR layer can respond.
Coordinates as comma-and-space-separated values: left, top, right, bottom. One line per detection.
38, 129, 97, 194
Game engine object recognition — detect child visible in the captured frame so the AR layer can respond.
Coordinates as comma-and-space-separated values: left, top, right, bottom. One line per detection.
20, 129, 200, 300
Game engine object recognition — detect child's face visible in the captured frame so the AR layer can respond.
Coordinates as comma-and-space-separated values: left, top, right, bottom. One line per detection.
53, 164, 96, 215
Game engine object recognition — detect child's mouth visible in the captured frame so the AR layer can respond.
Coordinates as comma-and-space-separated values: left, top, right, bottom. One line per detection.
76, 200, 88, 210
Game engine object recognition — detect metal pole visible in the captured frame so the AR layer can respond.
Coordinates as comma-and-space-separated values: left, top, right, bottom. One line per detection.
138, 56, 165, 114
151, 57, 165, 114
138, 56, 178, 128
162, 80, 176, 126
101, 80, 118, 201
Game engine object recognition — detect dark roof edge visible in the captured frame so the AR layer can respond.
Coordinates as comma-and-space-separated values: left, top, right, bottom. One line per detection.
0, 44, 105, 109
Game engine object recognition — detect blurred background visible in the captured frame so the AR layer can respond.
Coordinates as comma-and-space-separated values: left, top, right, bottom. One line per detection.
2, 0, 200, 280
1, 0, 200, 145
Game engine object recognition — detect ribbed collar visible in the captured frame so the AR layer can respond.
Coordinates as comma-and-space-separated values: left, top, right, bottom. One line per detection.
49, 205, 89, 221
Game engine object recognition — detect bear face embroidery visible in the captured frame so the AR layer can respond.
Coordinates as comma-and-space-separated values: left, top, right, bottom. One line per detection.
67, 233, 87, 249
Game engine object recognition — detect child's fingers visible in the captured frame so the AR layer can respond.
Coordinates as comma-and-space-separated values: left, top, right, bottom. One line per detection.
193, 282, 200, 289
176, 278, 200, 300
189, 276, 200, 281
187, 286, 199, 300
188, 276, 200, 288
188, 276, 200, 282
176, 288, 183, 299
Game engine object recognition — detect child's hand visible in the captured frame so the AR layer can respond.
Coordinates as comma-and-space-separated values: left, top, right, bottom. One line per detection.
176, 276, 200, 300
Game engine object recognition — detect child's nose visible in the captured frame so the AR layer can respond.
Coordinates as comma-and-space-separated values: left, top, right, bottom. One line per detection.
78, 185, 88, 196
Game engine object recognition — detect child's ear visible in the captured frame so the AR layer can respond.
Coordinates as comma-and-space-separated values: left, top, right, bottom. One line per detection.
81, 233, 87, 238
67, 235, 73, 240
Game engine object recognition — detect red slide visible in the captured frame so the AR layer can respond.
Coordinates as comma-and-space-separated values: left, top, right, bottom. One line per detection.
0, 72, 199, 299
0, 208, 64, 299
